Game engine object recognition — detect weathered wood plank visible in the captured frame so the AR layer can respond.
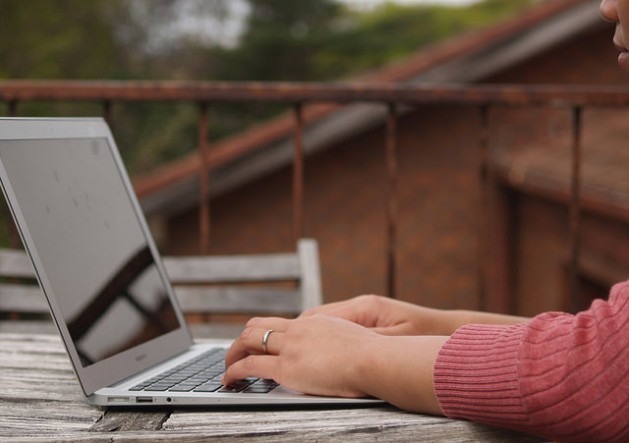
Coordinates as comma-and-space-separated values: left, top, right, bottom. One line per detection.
163, 254, 300, 283
0, 248, 36, 278
163, 407, 542, 442
187, 322, 245, 339
0, 283, 48, 312
0, 319, 56, 334
0, 333, 105, 441
175, 287, 301, 314
90, 410, 170, 432
0, 399, 102, 433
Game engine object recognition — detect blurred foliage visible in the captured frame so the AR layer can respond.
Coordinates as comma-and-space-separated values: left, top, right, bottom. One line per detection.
0, 0, 534, 176
212, 0, 344, 81
0, 0, 535, 246
215, 0, 534, 81
312, 0, 535, 77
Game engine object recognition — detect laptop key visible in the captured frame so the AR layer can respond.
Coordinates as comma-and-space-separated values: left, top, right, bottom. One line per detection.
219, 379, 254, 393
145, 385, 171, 391
169, 385, 196, 392
194, 382, 222, 392
243, 386, 275, 393
244, 379, 278, 393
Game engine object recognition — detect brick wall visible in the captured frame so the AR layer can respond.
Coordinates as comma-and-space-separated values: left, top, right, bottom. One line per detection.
164, 26, 629, 314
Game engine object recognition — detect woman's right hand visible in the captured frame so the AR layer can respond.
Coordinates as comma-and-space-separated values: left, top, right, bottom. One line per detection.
300, 295, 458, 336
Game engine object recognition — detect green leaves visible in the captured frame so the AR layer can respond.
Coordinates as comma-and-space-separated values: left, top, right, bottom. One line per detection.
0, 0, 533, 175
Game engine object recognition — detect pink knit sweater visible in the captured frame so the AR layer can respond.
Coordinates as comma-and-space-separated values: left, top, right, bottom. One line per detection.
434, 280, 629, 442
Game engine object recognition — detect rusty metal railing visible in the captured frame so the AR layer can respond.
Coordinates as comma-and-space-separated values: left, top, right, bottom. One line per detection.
2, 81, 629, 312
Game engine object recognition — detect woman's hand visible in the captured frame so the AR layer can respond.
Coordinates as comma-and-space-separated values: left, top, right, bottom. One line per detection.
222, 314, 447, 414
301, 295, 529, 336
223, 314, 378, 398
300, 295, 458, 336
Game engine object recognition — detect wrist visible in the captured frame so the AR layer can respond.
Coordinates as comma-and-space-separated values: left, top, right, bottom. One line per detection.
412, 306, 461, 336
448, 309, 529, 329
355, 335, 448, 414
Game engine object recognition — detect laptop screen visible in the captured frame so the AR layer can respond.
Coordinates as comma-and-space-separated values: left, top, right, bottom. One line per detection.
0, 137, 180, 367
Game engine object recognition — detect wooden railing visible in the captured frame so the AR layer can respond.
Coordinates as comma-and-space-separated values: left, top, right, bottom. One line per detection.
2, 80, 629, 312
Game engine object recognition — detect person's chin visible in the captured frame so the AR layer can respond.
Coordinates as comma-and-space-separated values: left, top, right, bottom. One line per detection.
618, 51, 629, 71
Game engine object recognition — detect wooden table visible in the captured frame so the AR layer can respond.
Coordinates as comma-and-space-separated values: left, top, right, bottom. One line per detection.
0, 333, 542, 442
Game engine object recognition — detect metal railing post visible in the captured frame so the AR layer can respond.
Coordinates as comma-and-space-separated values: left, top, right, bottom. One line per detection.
292, 103, 305, 243
478, 104, 489, 311
7, 100, 18, 117
569, 106, 583, 312
386, 103, 399, 299
102, 100, 112, 128
198, 103, 211, 254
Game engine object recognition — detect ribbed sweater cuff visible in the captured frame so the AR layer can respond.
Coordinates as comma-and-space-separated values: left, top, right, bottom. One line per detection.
434, 323, 529, 428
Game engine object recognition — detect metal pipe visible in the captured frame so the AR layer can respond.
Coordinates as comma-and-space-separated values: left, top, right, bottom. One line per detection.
2, 81, 629, 106
102, 100, 112, 128
477, 104, 490, 311
386, 103, 398, 299
569, 106, 582, 313
7, 100, 18, 116
198, 103, 211, 254
292, 103, 305, 242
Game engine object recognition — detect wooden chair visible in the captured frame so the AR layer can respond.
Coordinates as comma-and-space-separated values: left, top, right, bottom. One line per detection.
0, 239, 323, 337
163, 239, 322, 337
0, 247, 55, 333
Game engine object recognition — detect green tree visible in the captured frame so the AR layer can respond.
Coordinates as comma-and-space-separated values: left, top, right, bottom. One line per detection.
312, 0, 535, 79
1, 0, 125, 79
213, 0, 343, 81
0, 0, 535, 175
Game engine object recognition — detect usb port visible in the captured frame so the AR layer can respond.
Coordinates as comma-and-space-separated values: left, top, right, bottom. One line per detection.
136, 397, 153, 403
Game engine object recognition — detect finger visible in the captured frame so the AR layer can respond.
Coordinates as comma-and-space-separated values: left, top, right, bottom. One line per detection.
222, 355, 280, 386
224, 327, 284, 367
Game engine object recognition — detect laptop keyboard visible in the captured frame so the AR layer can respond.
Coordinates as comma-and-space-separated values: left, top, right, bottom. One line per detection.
129, 348, 278, 394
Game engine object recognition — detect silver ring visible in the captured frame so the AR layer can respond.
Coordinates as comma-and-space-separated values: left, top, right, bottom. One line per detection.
261, 329, 274, 354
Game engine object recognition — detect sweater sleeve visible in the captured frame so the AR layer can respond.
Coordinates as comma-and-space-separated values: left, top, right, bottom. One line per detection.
434, 280, 629, 442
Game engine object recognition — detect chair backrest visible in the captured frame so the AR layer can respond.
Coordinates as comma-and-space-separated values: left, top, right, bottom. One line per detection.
0, 247, 54, 333
163, 239, 323, 316
0, 239, 322, 334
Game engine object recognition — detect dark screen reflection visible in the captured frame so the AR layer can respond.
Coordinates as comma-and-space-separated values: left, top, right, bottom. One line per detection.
0, 138, 180, 367
69, 245, 179, 366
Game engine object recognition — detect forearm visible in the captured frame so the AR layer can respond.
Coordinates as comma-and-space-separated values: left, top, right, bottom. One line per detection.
353, 335, 449, 414
407, 305, 529, 336
444, 309, 529, 332
435, 282, 628, 441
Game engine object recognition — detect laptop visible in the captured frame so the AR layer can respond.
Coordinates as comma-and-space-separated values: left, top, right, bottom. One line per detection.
0, 117, 378, 407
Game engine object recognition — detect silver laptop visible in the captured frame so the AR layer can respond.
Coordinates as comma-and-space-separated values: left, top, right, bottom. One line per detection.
0, 117, 377, 407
